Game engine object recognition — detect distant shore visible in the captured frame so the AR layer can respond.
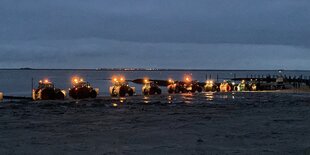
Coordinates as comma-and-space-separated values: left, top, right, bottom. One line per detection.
0, 68, 309, 72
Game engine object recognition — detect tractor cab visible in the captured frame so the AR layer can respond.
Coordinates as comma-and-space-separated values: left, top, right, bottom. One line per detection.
38, 80, 54, 89
112, 77, 127, 87
72, 78, 91, 88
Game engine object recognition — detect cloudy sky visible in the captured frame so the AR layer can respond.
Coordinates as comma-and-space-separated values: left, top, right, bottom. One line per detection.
0, 0, 309, 69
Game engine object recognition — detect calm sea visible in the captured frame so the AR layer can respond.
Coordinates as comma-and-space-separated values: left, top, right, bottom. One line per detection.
0, 69, 309, 96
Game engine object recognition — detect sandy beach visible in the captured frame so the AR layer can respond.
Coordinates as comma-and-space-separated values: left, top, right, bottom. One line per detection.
0, 92, 310, 154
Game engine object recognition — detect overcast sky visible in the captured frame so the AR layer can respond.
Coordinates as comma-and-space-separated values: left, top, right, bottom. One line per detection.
0, 0, 309, 69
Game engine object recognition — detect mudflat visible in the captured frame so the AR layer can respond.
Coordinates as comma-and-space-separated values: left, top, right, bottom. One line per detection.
0, 92, 310, 154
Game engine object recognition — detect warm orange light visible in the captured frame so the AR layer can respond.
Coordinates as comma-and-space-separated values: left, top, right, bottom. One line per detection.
44, 79, 49, 83
144, 77, 149, 83
112, 75, 118, 83
112, 75, 125, 83
184, 75, 191, 82
168, 78, 174, 84
72, 77, 81, 84
206, 80, 213, 84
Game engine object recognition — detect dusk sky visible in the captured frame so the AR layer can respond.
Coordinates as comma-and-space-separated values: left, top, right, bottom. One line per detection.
0, 0, 309, 69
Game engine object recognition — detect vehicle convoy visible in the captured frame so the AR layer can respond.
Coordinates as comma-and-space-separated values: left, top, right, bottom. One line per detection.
204, 80, 218, 92
32, 79, 66, 100
142, 79, 162, 95
231, 75, 298, 91
110, 76, 135, 97
69, 77, 99, 99
167, 76, 203, 94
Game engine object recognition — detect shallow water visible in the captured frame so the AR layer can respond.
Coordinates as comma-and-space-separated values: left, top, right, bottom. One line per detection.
0, 92, 309, 154
0, 69, 309, 96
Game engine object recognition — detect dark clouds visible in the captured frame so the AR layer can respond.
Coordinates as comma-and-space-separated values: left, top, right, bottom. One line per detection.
0, 39, 309, 69
0, 0, 309, 69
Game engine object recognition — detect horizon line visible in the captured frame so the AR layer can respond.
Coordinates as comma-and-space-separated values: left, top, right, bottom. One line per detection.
0, 68, 308, 72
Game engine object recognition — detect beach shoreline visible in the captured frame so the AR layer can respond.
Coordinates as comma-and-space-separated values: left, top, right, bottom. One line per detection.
0, 92, 309, 154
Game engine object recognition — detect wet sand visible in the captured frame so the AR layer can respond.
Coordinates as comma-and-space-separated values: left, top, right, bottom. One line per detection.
0, 92, 310, 154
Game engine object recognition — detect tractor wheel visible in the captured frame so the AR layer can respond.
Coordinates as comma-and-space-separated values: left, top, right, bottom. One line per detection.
69, 90, 75, 99
149, 88, 155, 95
197, 87, 203, 93
90, 90, 97, 98
77, 91, 84, 99
76, 87, 89, 99
143, 89, 149, 95
168, 88, 174, 94
128, 89, 134, 96
41, 88, 55, 100
119, 88, 126, 97
190, 88, 196, 93
70, 93, 78, 99
55, 91, 65, 100
156, 89, 162, 95
212, 86, 217, 92
111, 88, 117, 97
71, 94, 78, 99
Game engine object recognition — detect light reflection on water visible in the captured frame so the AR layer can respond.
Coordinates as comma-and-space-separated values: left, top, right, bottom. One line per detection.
217, 93, 235, 100
181, 93, 194, 104
110, 97, 127, 107
143, 96, 150, 104
167, 95, 173, 104
220, 95, 229, 99
119, 97, 126, 103
204, 92, 215, 101
108, 92, 240, 107
112, 103, 118, 107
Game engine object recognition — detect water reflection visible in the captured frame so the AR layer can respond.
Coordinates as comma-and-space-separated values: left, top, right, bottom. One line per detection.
119, 97, 126, 103
167, 95, 173, 104
181, 93, 194, 104
110, 97, 127, 107
112, 103, 118, 107
218, 93, 235, 100
204, 92, 215, 101
143, 96, 150, 104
